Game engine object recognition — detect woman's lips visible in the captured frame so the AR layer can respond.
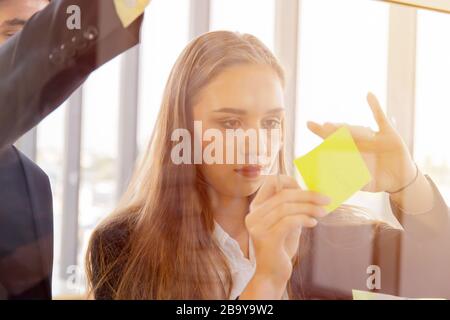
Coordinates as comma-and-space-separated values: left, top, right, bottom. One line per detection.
234, 165, 263, 178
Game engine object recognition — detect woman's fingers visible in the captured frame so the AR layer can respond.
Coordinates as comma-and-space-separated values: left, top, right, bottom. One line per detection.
366, 92, 392, 132
261, 202, 326, 229
251, 188, 330, 217
247, 188, 330, 231
252, 175, 300, 208
307, 121, 376, 149
307, 93, 392, 143
306, 120, 329, 138
271, 214, 318, 239
308, 121, 374, 140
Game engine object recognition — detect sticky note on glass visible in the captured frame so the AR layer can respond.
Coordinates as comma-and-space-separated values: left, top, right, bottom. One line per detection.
114, 0, 151, 28
352, 290, 406, 300
352, 289, 445, 300
293, 126, 372, 213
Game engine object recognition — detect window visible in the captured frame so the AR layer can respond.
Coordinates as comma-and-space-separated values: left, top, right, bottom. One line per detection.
415, 9, 450, 202
295, 0, 390, 222
210, 0, 275, 50
36, 103, 66, 295
76, 57, 122, 293
138, 0, 190, 153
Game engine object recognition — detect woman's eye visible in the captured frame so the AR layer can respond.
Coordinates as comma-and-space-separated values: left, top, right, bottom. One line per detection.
221, 119, 242, 129
3, 29, 19, 38
262, 119, 281, 129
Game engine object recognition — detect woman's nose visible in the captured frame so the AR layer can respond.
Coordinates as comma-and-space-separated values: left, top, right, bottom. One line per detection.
237, 127, 281, 165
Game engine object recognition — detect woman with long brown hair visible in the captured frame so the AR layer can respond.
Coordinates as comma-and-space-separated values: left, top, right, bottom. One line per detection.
86, 31, 449, 300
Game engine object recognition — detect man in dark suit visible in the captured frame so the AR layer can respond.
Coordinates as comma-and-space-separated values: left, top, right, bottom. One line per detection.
0, 145, 53, 299
0, 0, 144, 299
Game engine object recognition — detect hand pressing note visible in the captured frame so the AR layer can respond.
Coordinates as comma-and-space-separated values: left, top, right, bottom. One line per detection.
306, 92, 417, 194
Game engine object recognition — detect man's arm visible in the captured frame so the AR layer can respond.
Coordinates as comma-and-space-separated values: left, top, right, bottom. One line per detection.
0, 0, 144, 150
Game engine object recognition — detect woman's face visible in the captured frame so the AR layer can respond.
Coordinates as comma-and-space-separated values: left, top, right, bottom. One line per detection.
192, 64, 285, 198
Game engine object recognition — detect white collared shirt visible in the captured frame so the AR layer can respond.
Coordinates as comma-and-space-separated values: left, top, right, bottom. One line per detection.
213, 221, 289, 300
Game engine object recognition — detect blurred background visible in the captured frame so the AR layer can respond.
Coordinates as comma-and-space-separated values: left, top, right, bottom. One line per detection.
14, 0, 450, 297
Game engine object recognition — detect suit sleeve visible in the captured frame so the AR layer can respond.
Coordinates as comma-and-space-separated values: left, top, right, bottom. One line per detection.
389, 174, 449, 239
0, 0, 144, 150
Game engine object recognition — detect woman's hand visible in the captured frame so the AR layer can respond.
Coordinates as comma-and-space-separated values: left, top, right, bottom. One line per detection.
239, 175, 330, 299
306, 92, 417, 194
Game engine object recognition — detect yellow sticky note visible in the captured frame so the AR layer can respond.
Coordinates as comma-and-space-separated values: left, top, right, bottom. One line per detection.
293, 126, 372, 213
114, 0, 151, 28
352, 289, 445, 300
352, 290, 405, 300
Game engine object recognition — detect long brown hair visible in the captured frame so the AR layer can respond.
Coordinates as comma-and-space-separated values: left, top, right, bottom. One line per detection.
85, 31, 377, 300
85, 31, 290, 299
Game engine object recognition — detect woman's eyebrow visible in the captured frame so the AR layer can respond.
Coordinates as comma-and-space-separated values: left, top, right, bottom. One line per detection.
212, 108, 246, 115
265, 108, 285, 115
1, 18, 27, 27
212, 107, 285, 115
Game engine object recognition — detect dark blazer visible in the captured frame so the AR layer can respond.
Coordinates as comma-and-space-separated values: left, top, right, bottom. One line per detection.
0, 146, 53, 299
0, 0, 144, 299
0, 0, 143, 151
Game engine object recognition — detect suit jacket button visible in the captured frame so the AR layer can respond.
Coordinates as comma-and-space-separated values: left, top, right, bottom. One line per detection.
49, 48, 63, 65
76, 37, 88, 51
83, 26, 98, 41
